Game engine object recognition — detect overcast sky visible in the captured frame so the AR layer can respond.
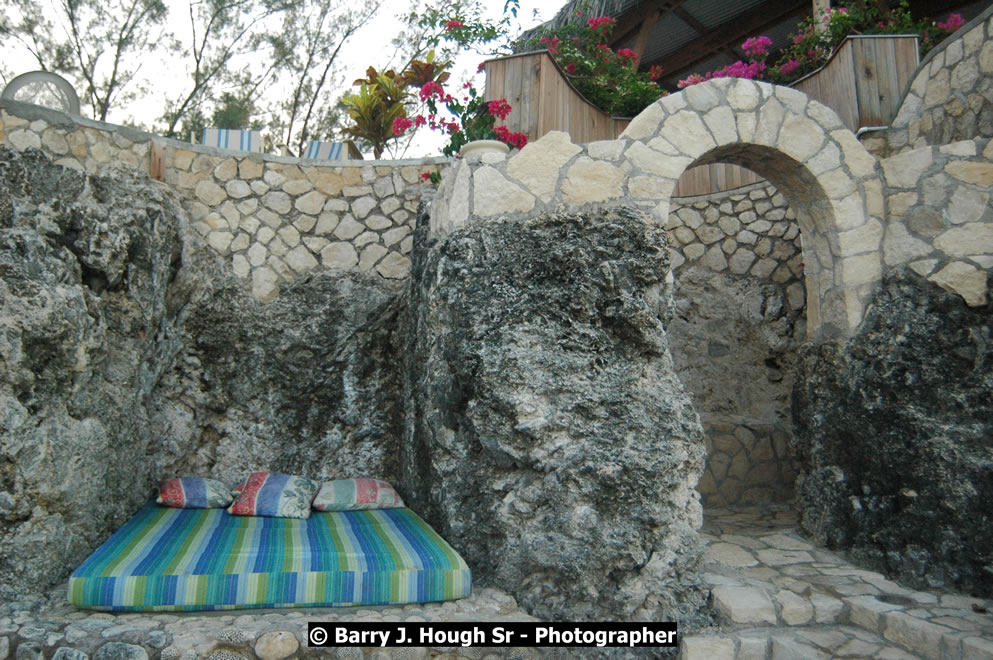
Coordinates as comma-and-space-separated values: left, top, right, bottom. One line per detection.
2, 0, 568, 159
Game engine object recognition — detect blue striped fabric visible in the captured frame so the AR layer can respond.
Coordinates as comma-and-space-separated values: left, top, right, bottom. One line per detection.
68, 503, 471, 611
201, 128, 262, 152
305, 140, 346, 160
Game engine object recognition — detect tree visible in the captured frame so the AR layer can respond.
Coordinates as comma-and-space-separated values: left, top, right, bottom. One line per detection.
160, 0, 292, 139
268, 0, 381, 156
1, 0, 169, 121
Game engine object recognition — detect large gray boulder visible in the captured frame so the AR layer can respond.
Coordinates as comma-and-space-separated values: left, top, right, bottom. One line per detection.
402, 207, 709, 624
793, 268, 993, 597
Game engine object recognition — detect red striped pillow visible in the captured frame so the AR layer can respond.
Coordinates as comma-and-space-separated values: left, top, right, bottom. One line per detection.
227, 472, 318, 518
157, 477, 233, 509
312, 478, 405, 511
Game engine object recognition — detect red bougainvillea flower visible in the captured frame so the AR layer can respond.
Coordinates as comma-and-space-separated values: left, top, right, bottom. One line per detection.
392, 116, 413, 135
564, 63, 577, 75
420, 172, 431, 181
494, 125, 528, 149
487, 98, 512, 120
539, 35, 560, 54
649, 64, 663, 80
414, 115, 427, 127
445, 19, 464, 31
587, 16, 615, 32
616, 48, 638, 61
419, 81, 445, 102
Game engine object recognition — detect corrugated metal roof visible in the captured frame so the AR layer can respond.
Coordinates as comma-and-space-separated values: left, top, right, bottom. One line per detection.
640, 13, 701, 65
687, 0, 775, 31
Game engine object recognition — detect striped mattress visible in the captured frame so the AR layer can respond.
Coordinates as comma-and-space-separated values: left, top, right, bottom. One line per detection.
68, 503, 471, 611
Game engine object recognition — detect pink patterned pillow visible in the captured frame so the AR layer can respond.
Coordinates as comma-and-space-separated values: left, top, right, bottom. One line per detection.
227, 472, 318, 519
312, 478, 405, 512
157, 477, 233, 509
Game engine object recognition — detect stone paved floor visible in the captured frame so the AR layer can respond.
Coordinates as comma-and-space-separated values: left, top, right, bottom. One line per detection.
681, 505, 993, 659
4, 506, 992, 659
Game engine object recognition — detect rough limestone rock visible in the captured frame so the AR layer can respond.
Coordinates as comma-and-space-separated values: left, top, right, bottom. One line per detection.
153, 268, 406, 485
793, 268, 993, 597
403, 207, 709, 624
0, 146, 407, 599
668, 266, 804, 506
0, 147, 186, 598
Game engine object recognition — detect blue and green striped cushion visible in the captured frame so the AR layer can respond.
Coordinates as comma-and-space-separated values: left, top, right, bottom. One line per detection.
68, 503, 471, 611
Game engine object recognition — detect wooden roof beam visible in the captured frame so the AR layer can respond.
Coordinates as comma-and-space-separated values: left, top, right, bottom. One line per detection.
609, 1, 684, 48
642, 0, 810, 77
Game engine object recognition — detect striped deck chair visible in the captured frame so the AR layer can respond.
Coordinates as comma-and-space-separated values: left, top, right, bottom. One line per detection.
201, 128, 263, 152
304, 140, 362, 161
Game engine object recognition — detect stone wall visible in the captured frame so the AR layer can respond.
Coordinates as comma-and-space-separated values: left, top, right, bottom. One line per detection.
880, 139, 993, 306
0, 100, 444, 301
668, 183, 804, 507
882, 5, 993, 155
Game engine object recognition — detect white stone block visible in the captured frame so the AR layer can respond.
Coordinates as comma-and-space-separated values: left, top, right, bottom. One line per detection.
660, 111, 716, 158
473, 166, 535, 215
506, 130, 580, 200
561, 158, 624, 203
711, 585, 777, 624
678, 637, 735, 660
881, 148, 934, 188
934, 222, 993, 257
929, 261, 988, 305
320, 242, 358, 270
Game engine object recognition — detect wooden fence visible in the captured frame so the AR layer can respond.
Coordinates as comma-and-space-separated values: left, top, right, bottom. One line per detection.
483, 35, 919, 197
793, 35, 919, 131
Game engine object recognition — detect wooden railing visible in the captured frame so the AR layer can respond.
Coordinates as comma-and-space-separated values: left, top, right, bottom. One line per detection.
483, 35, 919, 197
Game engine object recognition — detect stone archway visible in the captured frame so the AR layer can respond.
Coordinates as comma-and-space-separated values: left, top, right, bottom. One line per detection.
621, 78, 883, 340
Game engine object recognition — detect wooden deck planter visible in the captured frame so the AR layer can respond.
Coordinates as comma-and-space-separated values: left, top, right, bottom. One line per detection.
482, 34, 919, 197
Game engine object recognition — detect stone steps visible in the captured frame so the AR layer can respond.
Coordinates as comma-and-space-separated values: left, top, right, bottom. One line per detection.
681, 624, 922, 659
694, 507, 993, 660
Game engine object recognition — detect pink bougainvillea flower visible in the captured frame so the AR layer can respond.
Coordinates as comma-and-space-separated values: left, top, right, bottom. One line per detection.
487, 98, 513, 120
649, 64, 664, 80
937, 13, 964, 32
414, 115, 427, 127
392, 116, 413, 135
419, 81, 445, 102
741, 36, 772, 57
445, 19, 464, 31
677, 73, 707, 88
778, 59, 801, 76
617, 48, 638, 61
